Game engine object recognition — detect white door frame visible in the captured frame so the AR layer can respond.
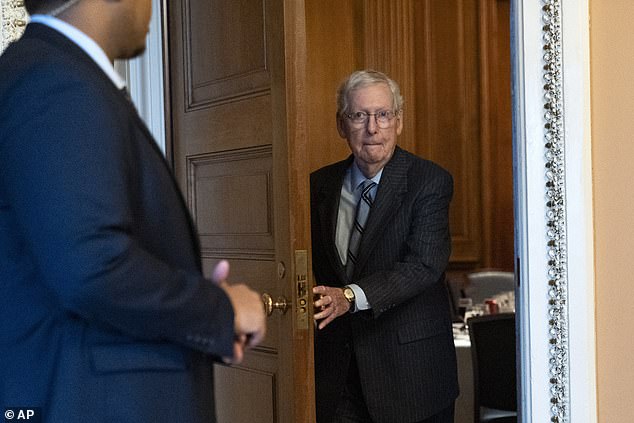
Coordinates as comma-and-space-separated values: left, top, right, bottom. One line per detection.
512, 0, 596, 421
130, 0, 598, 421
117, 0, 166, 154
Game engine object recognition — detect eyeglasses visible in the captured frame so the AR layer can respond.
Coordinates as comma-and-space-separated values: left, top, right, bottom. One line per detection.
343, 110, 398, 129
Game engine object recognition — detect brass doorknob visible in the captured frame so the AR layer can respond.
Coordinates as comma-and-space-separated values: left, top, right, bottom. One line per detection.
262, 293, 290, 316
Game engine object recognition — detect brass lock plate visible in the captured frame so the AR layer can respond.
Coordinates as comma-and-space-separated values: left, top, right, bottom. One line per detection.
295, 250, 309, 330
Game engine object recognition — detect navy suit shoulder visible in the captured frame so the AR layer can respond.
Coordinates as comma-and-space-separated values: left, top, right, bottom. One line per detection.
0, 24, 234, 423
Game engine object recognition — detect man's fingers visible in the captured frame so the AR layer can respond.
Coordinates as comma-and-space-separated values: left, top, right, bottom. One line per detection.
314, 301, 338, 320
211, 260, 230, 285
313, 309, 328, 320
223, 335, 248, 364
318, 314, 335, 330
314, 295, 332, 309
246, 329, 265, 347
232, 341, 245, 364
313, 285, 327, 294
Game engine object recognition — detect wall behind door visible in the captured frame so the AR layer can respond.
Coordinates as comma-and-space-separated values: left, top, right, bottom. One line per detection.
306, 0, 513, 273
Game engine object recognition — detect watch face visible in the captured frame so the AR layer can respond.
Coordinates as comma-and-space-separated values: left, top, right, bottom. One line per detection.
343, 287, 355, 303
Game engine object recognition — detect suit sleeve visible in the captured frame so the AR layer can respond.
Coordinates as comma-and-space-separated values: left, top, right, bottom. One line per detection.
356, 168, 453, 318
0, 68, 235, 358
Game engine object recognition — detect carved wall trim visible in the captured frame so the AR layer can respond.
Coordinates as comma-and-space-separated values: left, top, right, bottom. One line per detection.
513, 0, 594, 420
0, 0, 26, 54
541, 0, 569, 421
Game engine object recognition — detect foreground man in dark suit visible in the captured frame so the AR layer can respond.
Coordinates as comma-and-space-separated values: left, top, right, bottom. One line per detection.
311, 70, 458, 423
0, 0, 265, 421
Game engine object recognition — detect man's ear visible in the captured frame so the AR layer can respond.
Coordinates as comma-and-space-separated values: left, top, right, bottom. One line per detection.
336, 115, 347, 139
395, 110, 404, 136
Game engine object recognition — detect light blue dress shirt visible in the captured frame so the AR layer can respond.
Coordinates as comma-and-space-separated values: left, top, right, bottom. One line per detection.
335, 162, 383, 311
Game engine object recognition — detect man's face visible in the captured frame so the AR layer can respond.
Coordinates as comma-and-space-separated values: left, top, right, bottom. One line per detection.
337, 83, 402, 176
118, 0, 153, 59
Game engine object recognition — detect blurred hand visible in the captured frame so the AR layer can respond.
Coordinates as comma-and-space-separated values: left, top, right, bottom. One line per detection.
313, 285, 351, 330
211, 260, 266, 364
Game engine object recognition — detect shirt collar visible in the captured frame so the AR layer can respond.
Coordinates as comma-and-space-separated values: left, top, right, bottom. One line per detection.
29, 15, 126, 90
350, 161, 383, 192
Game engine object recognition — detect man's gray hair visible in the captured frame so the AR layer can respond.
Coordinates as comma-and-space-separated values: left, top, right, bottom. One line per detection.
336, 69, 404, 116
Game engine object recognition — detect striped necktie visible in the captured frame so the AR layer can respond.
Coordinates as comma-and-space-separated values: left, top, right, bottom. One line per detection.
346, 179, 377, 281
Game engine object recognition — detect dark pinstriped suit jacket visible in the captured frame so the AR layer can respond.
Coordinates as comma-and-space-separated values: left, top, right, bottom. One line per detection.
311, 147, 459, 423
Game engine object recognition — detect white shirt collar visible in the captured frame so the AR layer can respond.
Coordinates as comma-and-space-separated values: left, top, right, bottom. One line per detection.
29, 15, 126, 90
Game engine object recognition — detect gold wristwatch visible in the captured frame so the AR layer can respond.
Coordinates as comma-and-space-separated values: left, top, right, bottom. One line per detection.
342, 286, 356, 310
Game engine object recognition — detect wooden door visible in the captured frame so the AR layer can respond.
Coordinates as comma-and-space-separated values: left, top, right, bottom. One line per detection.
166, 0, 314, 422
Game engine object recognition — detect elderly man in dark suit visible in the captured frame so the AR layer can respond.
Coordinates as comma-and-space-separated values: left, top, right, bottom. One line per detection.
311, 70, 458, 423
0, 0, 265, 421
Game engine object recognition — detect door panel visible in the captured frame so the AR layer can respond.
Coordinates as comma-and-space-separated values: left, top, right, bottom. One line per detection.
167, 0, 313, 421
185, 0, 269, 107
189, 147, 274, 253
214, 356, 277, 422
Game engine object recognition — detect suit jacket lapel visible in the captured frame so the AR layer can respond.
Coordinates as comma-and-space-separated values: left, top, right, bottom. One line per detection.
353, 148, 408, 277
316, 158, 351, 285
27, 23, 204, 270
118, 92, 204, 269
115, 89, 203, 266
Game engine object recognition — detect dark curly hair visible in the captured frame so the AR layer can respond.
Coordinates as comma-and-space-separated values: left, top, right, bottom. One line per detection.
24, 0, 72, 15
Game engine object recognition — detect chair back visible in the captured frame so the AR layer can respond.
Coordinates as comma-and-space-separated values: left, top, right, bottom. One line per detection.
468, 313, 517, 422
464, 270, 514, 305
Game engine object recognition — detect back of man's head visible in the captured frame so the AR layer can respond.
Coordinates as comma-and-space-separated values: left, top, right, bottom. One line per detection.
25, 0, 83, 17
24, 0, 151, 62
25, 0, 57, 15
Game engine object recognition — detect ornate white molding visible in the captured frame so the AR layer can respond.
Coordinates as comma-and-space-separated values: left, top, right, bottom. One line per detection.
541, 0, 569, 421
514, 0, 596, 421
0, 0, 27, 54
